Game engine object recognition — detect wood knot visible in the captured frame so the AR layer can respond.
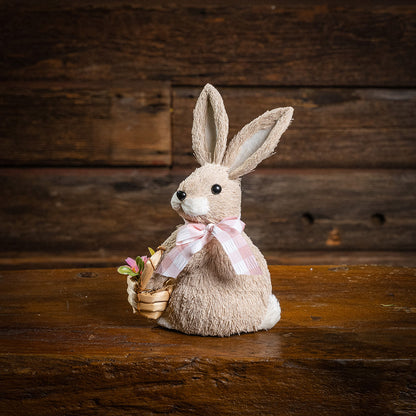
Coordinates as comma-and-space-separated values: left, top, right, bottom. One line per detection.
301, 212, 314, 225
326, 227, 341, 247
371, 213, 386, 226
77, 271, 98, 278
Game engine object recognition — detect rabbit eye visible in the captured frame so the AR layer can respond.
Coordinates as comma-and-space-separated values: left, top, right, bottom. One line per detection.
211, 184, 222, 195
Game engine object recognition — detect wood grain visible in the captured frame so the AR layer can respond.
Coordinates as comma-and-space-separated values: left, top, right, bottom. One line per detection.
3, 84, 415, 168
173, 87, 416, 168
0, 265, 415, 415
0, 168, 415, 269
1, 2, 415, 86
1, 250, 415, 270
1, 0, 415, 272
0, 81, 171, 166
265, 250, 416, 268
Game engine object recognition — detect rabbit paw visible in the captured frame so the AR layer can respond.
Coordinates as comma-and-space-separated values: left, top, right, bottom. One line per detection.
259, 294, 281, 330
126, 276, 139, 313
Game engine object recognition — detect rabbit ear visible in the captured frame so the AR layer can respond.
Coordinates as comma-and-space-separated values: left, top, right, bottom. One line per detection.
223, 107, 293, 178
192, 84, 229, 166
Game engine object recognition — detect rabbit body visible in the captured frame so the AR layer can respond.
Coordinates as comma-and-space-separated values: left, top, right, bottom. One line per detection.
144, 84, 293, 336
148, 219, 275, 337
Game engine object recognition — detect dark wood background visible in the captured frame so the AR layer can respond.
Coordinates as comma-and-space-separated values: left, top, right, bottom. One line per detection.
1, 1, 415, 269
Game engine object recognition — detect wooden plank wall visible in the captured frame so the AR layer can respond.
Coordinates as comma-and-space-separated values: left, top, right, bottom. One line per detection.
0, 1, 415, 269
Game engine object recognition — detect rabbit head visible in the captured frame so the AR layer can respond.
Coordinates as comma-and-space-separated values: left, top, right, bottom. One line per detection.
171, 84, 293, 224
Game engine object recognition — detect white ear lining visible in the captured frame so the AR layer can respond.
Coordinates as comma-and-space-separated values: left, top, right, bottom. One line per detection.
223, 106, 294, 178
229, 126, 274, 172
205, 100, 217, 160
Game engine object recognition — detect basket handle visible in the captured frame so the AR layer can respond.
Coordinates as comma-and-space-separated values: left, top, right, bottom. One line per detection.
139, 247, 166, 290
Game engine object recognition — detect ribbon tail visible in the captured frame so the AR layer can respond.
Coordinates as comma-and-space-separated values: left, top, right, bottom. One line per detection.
156, 234, 209, 278
215, 228, 263, 276
156, 245, 190, 278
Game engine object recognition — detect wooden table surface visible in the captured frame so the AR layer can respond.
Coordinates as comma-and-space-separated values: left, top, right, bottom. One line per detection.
0, 265, 415, 415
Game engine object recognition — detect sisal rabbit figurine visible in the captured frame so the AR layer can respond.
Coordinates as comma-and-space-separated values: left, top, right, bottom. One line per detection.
131, 84, 293, 336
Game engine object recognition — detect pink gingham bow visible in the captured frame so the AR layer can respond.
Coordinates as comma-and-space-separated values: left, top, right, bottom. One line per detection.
156, 217, 262, 278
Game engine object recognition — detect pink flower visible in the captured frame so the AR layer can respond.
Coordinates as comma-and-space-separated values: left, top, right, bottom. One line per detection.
125, 257, 139, 273
141, 256, 148, 264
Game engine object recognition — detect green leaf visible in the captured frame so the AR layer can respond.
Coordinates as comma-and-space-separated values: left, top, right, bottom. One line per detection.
117, 266, 137, 277
148, 247, 155, 256
136, 256, 145, 273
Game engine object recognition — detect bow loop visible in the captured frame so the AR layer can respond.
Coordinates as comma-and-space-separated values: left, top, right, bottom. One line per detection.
176, 222, 207, 245
212, 217, 245, 238
156, 217, 262, 278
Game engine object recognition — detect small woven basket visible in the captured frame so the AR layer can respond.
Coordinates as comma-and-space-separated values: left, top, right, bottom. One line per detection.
137, 282, 174, 320
128, 247, 174, 320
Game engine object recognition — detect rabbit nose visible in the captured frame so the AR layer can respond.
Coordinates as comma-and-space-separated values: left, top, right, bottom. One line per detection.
176, 190, 186, 201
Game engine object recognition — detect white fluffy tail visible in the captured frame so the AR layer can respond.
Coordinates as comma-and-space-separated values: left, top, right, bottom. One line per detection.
259, 294, 281, 330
